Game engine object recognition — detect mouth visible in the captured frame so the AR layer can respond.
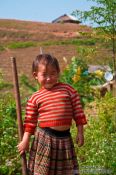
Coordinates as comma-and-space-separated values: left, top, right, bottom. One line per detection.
45, 84, 53, 88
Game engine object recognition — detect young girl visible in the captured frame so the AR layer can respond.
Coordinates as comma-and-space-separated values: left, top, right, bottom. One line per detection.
17, 54, 87, 175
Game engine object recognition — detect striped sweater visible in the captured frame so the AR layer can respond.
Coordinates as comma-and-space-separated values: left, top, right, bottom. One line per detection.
24, 82, 87, 134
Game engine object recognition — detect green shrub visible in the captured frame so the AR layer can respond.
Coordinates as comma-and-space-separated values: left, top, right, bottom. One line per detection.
60, 56, 106, 105
0, 93, 21, 175
71, 92, 116, 175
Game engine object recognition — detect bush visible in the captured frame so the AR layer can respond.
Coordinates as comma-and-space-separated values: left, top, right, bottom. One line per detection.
71, 92, 116, 175
0, 93, 21, 175
60, 56, 106, 106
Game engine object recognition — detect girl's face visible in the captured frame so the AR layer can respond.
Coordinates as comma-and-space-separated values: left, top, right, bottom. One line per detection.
33, 63, 59, 89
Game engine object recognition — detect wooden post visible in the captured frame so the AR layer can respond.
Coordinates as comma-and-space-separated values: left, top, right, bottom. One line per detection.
11, 57, 28, 175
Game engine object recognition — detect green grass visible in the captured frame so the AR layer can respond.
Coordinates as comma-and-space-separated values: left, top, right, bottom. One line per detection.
39, 38, 96, 46
0, 45, 5, 51
0, 38, 97, 51
0, 35, 112, 52
7, 41, 37, 49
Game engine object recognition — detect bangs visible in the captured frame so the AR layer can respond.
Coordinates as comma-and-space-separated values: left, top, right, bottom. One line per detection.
32, 54, 60, 73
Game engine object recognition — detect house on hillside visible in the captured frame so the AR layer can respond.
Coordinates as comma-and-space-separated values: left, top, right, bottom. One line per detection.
52, 14, 81, 24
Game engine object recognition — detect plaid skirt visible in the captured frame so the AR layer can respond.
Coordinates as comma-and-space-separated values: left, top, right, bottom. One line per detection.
28, 127, 79, 175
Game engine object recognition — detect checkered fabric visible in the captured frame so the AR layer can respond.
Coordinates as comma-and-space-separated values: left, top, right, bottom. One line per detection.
28, 127, 79, 175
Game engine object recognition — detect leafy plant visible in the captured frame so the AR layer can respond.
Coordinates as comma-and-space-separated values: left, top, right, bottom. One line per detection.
72, 0, 116, 73
71, 92, 116, 175
60, 56, 106, 105
0, 93, 21, 175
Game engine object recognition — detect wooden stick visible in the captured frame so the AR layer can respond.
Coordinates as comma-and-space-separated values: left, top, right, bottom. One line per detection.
11, 57, 28, 175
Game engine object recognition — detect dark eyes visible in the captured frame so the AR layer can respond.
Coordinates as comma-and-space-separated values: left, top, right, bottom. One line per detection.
41, 73, 57, 77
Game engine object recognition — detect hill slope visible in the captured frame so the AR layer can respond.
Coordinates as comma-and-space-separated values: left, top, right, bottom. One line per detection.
0, 19, 112, 82
0, 19, 93, 81
0, 19, 92, 43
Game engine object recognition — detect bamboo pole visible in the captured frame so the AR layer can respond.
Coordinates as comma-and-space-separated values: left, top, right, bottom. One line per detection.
11, 57, 28, 175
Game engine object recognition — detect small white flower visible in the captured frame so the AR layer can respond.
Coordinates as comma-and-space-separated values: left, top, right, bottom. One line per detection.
5, 160, 12, 166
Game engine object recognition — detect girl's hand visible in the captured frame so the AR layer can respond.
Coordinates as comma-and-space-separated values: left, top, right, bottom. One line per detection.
17, 139, 29, 155
17, 132, 31, 155
76, 133, 84, 147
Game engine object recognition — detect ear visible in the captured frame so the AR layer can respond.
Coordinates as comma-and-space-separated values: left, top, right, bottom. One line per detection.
33, 72, 38, 79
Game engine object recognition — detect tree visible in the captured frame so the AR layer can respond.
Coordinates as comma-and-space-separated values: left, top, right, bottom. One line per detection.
72, 0, 116, 74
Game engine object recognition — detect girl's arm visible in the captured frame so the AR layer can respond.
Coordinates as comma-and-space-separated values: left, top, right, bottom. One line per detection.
76, 125, 84, 147
17, 132, 31, 155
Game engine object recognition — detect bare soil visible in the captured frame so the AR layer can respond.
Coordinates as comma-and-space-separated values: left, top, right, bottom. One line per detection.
0, 19, 92, 81
0, 45, 77, 81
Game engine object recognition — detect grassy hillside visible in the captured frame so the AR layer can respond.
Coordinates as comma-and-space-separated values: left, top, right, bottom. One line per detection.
0, 19, 113, 81
0, 19, 92, 43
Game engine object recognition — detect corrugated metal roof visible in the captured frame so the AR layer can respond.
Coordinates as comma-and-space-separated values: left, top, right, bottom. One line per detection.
67, 14, 78, 21
52, 14, 80, 24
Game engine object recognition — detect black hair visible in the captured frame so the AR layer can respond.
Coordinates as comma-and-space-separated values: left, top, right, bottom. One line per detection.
32, 54, 60, 73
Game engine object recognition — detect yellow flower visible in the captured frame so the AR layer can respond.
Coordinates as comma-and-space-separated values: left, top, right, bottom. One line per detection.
76, 67, 81, 75
72, 75, 81, 83
95, 70, 103, 77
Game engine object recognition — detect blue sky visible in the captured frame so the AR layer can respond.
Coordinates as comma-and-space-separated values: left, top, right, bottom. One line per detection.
0, 0, 96, 25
